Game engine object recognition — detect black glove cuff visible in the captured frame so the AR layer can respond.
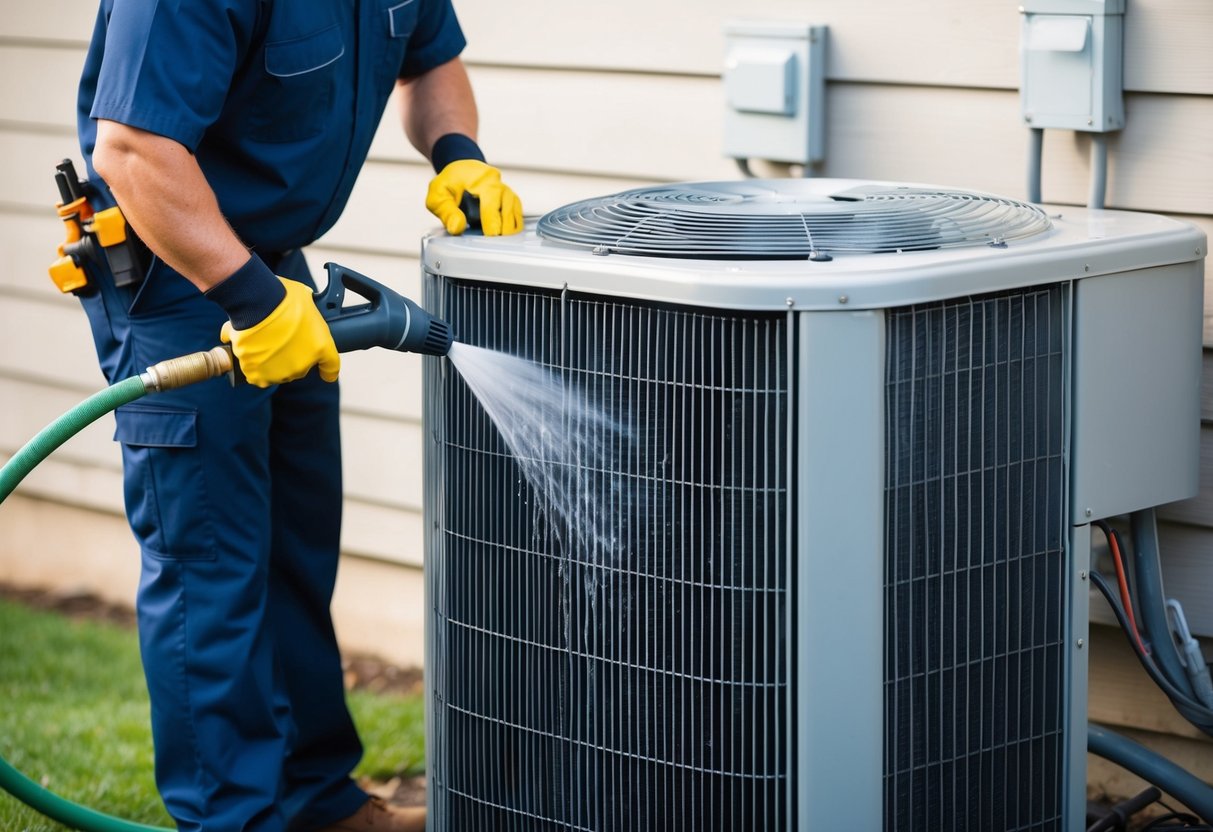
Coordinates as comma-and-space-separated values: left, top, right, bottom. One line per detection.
204, 255, 285, 329
430, 133, 486, 174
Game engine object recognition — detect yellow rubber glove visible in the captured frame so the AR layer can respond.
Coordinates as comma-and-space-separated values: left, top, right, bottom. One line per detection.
220, 277, 340, 388
426, 159, 523, 237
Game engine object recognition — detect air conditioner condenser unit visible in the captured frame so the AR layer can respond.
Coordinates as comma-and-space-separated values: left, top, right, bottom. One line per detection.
420, 180, 1205, 831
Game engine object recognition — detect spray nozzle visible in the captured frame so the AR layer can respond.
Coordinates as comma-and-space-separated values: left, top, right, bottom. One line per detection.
211, 262, 452, 388
313, 261, 452, 356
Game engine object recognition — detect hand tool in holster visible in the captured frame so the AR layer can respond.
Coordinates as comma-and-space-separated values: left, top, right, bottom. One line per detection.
48, 158, 148, 296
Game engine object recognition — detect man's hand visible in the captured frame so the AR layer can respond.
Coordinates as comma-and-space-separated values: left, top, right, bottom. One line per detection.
207, 257, 340, 387
220, 279, 340, 387
426, 159, 523, 237
397, 59, 523, 237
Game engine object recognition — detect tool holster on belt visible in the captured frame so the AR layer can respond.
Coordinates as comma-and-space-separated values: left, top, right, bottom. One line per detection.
49, 158, 148, 296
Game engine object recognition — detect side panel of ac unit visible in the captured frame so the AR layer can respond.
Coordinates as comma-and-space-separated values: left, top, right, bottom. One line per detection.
795, 287, 1083, 831
424, 278, 798, 831
880, 285, 1078, 832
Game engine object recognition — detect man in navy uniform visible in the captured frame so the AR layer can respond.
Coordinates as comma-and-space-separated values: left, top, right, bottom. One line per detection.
75, 1, 521, 829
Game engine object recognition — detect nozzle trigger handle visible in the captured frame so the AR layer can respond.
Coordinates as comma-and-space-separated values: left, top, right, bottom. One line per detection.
313, 262, 409, 354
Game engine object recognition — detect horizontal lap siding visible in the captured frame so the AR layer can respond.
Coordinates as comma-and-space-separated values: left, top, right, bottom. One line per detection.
11, 0, 1213, 93
455, 0, 1213, 94
1, 5, 1210, 615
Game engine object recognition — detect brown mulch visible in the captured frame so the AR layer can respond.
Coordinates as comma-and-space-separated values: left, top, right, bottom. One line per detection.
342, 654, 423, 697
0, 583, 138, 628
0, 582, 427, 807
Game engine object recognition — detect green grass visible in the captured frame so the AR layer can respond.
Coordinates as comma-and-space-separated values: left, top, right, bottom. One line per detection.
0, 599, 424, 831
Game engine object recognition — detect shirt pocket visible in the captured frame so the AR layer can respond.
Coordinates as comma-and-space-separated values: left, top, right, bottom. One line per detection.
114, 406, 217, 561
387, 0, 419, 38
248, 24, 346, 143
378, 0, 417, 84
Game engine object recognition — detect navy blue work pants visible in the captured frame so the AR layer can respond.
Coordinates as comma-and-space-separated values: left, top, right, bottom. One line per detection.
78, 251, 368, 831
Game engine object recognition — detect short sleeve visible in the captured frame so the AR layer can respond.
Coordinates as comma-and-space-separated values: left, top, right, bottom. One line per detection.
399, 0, 467, 78
90, 0, 258, 151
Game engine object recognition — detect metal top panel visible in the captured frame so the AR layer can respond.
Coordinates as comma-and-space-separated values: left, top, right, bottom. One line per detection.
423, 179, 1205, 312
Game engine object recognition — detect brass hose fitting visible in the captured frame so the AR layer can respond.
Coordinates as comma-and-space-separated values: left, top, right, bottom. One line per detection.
141, 346, 234, 393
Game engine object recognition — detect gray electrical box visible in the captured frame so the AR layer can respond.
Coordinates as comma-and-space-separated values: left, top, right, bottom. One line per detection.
1020, 0, 1124, 132
723, 20, 826, 165
1070, 264, 1203, 523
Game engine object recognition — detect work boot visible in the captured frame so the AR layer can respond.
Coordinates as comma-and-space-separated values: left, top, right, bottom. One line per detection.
314, 797, 426, 832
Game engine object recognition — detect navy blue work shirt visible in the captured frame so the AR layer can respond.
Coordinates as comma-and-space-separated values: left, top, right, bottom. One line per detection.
77, 0, 466, 253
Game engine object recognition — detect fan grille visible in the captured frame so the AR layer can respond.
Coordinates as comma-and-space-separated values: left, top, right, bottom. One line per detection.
537, 182, 1052, 259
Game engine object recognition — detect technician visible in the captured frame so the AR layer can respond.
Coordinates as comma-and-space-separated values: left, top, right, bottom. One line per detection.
73, 1, 521, 830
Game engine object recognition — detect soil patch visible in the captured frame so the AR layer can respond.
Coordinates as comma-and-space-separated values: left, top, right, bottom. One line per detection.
1, 583, 137, 628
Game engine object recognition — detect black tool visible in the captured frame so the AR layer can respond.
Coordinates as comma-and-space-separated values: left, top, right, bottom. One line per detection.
314, 262, 453, 356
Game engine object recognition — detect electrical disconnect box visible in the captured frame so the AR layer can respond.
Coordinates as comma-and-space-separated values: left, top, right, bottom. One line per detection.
723, 20, 827, 166
1020, 0, 1125, 131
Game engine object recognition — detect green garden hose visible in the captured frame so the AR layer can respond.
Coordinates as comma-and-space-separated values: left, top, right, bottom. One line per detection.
0, 756, 168, 832
0, 376, 146, 506
0, 347, 232, 832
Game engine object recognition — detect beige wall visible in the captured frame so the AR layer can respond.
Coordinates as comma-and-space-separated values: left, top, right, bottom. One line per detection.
1, 0, 1210, 786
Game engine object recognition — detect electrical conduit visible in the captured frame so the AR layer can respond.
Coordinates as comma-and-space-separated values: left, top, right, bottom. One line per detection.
1088, 723, 1213, 824
1130, 508, 1198, 701
1027, 127, 1044, 204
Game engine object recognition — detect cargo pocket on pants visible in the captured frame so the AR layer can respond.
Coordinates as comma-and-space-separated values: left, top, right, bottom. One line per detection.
114, 406, 216, 561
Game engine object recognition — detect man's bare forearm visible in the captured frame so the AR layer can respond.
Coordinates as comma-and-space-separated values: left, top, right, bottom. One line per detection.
397, 56, 479, 163
92, 119, 251, 292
